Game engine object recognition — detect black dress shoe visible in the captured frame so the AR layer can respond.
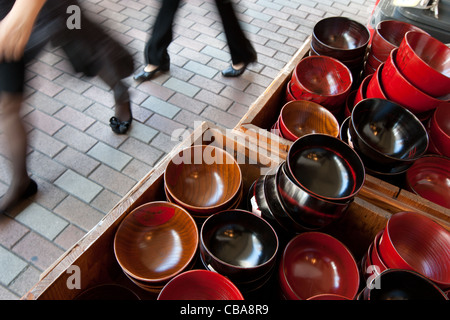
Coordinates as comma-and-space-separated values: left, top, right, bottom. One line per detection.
110, 116, 132, 134
222, 64, 248, 77
133, 62, 170, 82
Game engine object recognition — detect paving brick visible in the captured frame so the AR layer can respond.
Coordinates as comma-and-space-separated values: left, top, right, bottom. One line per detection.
55, 147, 100, 177
23, 109, 65, 136
14, 203, 69, 241
54, 170, 103, 203
0, 215, 29, 249
90, 189, 123, 214
8, 265, 42, 298
141, 96, 181, 119
12, 232, 65, 272
0, 245, 28, 286
119, 137, 164, 167
53, 224, 87, 251
53, 196, 105, 231
54, 106, 96, 131
54, 126, 98, 153
87, 142, 132, 171
27, 130, 66, 158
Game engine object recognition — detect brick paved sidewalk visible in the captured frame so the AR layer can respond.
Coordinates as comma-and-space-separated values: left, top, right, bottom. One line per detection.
0, 0, 375, 299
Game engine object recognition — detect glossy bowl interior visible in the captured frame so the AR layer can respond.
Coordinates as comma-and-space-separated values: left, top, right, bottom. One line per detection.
406, 155, 450, 209
312, 16, 370, 59
395, 31, 450, 98
157, 270, 244, 300
114, 201, 199, 283
280, 232, 360, 300
164, 145, 242, 213
364, 269, 449, 300
279, 100, 340, 140
291, 56, 353, 106
379, 211, 450, 288
200, 209, 279, 282
349, 98, 429, 165
286, 133, 365, 201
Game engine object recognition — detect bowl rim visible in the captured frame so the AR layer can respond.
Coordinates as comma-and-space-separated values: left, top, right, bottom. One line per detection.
157, 269, 245, 300
312, 16, 370, 52
164, 144, 243, 211
292, 55, 353, 98
431, 105, 450, 140
279, 100, 340, 140
200, 209, 279, 272
374, 19, 427, 49
382, 211, 450, 286
280, 231, 360, 300
113, 201, 199, 283
286, 133, 366, 201
350, 98, 429, 163
401, 31, 450, 80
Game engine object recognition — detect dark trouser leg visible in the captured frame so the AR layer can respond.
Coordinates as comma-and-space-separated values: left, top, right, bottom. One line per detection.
144, 0, 182, 66
214, 0, 256, 65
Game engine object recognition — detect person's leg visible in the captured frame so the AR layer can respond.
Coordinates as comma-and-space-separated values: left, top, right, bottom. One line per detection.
215, 0, 257, 77
134, 0, 181, 81
0, 62, 37, 213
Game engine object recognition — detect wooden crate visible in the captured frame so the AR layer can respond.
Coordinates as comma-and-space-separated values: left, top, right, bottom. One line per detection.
233, 37, 450, 228
23, 121, 440, 301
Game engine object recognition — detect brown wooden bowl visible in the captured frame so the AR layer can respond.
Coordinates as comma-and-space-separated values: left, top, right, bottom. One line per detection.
279, 100, 340, 141
113, 201, 199, 284
164, 145, 242, 214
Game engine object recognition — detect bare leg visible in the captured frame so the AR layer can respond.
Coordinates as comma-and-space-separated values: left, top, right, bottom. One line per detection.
0, 93, 36, 213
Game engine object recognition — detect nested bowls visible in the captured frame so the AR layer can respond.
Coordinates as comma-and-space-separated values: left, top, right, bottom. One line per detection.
406, 155, 450, 209
200, 209, 279, 286
349, 98, 428, 173
277, 100, 340, 141
157, 270, 244, 300
395, 31, 450, 98
287, 133, 365, 202
428, 104, 450, 157
381, 49, 449, 115
113, 201, 198, 289
379, 211, 450, 288
290, 55, 353, 111
164, 145, 242, 216
279, 232, 360, 300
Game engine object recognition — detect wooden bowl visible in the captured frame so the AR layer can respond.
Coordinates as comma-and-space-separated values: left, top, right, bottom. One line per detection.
278, 100, 340, 141
114, 201, 198, 284
164, 145, 242, 214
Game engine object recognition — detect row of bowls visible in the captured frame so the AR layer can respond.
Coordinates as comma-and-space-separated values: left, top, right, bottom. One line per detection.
362, 31, 450, 117
270, 100, 340, 141
360, 211, 450, 290
249, 133, 365, 232
364, 19, 429, 77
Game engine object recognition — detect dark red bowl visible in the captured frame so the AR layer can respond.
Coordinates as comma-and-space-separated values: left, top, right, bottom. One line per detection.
381, 49, 449, 115
354, 74, 371, 105
396, 31, 450, 98
406, 155, 450, 209
378, 211, 450, 288
366, 51, 384, 70
279, 232, 360, 300
157, 270, 244, 300
371, 20, 428, 62
429, 104, 450, 158
291, 56, 353, 109
312, 16, 370, 60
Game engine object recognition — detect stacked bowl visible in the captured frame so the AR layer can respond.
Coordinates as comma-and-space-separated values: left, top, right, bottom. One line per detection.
311, 16, 370, 82
427, 104, 450, 157
249, 133, 365, 234
406, 155, 450, 210
199, 209, 279, 294
113, 201, 199, 293
279, 232, 360, 300
361, 212, 450, 291
270, 100, 340, 141
288, 55, 353, 116
364, 20, 428, 76
164, 145, 243, 224
348, 98, 429, 176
